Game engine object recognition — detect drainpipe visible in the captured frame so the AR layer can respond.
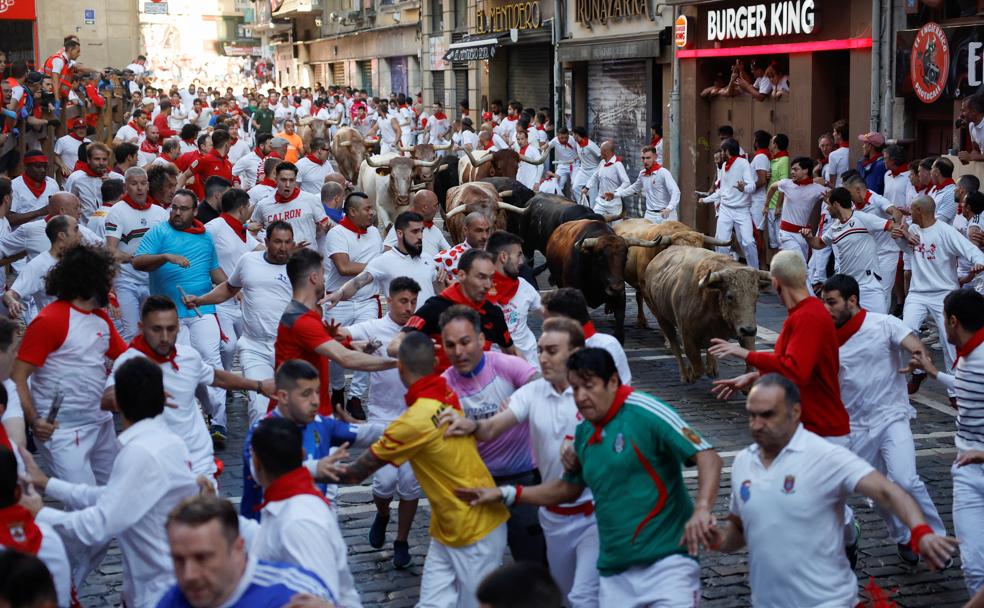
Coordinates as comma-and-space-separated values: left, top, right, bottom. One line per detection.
869, 0, 881, 132
880, 0, 894, 137
552, 0, 563, 127
669, 5, 681, 182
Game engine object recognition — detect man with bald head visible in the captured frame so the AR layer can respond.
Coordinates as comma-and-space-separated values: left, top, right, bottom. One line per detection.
4, 214, 81, 320
384, 189, 450, 257
435, 211, 490, 277
0, 192, 102, 273
583, 140, 629, 219
896, 195, 984, 401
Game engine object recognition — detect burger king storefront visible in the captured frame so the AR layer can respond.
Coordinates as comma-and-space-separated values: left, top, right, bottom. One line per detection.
671, 0, 875, 232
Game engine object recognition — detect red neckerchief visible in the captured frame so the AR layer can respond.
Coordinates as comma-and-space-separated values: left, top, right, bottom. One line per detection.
835, 309, 867, 347
859, 153, 879, 168
604, 157, 620, 167
793, 177, 814, 186
889, 163, 909, 177
253, 146, 263, 157
257, 467, 330, 511
140, 139, 159, 154
931, 178, 955, 194
582, 321, 597, 339
274, 187, 301, 203
433, 112, 447, 120
130, 334, 179, 370
587, 385, 634, 444
650, 134, 662, 147
258, 177, 277, 188
839, 141, 850, 148
21, 174, 47, 199
577, 138, 589, 148
482, 140, 494, 151
724, 155, 738, 171
519, 145, 528, 155
535, 124, 545, 131
440, 282, 485, 312
220, 213, 247, 242
817, 155, 829, 167
643, 163, 662, 176
488, 271, 519, 304
68, 130, 85, 141
955, 326, 984, 369
403, 373, 462, 411
754, 148, 771, 160
423, 220, 434, 229
773, 151, 789, 159
915, 184, 930, 194
79, 162, 104, 178
339, 216, 367, 238
0, 504, 42, 555
121, 193, 151, 211
855, 190, 872, 210
304, 153, 324, 166
504, 115, 517, 122
127, 120, 144, 135
177, 219, 206, 235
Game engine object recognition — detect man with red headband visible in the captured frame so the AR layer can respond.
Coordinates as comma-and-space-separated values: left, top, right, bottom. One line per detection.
11, 151, 58, 219
63, 142, 124, 222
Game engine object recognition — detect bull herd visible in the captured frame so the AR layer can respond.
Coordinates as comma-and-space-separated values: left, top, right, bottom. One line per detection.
328, 126, 773, 384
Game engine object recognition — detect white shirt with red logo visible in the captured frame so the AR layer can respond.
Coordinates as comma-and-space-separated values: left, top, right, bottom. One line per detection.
251, 190, 328, 250
433, 241, 472, 276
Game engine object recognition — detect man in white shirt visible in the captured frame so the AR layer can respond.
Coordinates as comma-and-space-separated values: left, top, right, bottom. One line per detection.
764, 156, 826, 262
610, 144, 680, 225
103, 295, 274, 480
434, 212, 491, 277
10, 152, 58, 216
327, 210, 439, 310
241, 416, 361, 606
426, 102, 451, 145
114, 109, 148, 145
53, 119, 90, 181
383, 190, 450, 258
323, 193, 383, 419
844, 173, 902, 309
698, 139, 759, 268
250, 162, 329, 250
248, 157, 280, 207
442, 317, 599, 608
883, 144, 916, 212
295, 137, 335, 195
710, 374, 957, 608
184, 222, 295, 425
233, 133, 272, 191
584, 141, 629, 218
190, 99, 213, 131
571, 127, 601, 204
821, 274, 947, 565
20, 357, 200, 608
542, 128, 579, 195
749, 131, 773, 256
541, 287, 631, 385
375, 100, 402, 155
3, 215, 79, 320
958, 94, 984, 165
928, 157, 958, 224
896, 196, 984, 401
825, 120, 851, 188
104, 167, 170, 340
63, 142, 125, 222
486, 231, 541, 367
514, 129, 545, 190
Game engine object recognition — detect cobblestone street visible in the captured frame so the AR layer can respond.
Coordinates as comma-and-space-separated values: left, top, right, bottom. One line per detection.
73, 283, 972, 608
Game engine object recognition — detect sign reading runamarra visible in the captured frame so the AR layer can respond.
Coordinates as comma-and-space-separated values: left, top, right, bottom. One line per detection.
575, 0, 648, 26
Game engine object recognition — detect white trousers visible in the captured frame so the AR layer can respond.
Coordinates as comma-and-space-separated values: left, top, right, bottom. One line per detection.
216, 302, 244, 371
372, 460, 421, 500
598, 554, 700, 608
115, 281, 149, 342
540, 508, 600, 608
850, 418, 946, 544
237, 335, 275, 426
643, 208, 679, 224
824, 434, 858, 545
592, 196, 623, 217
857, 276, 887, 314
325, 298, 380, 397
714, 206, 759, 269
953, 461, 984, 594
778, 229, 809, 262
878, 251, 900, 310
178, 314, 226, 428
766, 208, 781, 249
417, 522, 507, 608
903, 291, 957, 396
750, 197, 766, 230
555, 162, 576, 195
808, 246, 833, 286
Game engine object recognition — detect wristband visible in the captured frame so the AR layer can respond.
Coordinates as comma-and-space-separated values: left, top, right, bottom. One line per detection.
339, 336, 353, 349
910, 523, 933, 554
255, 380, 262, 393
499, 485, 517, 507
515, 484, 523, 504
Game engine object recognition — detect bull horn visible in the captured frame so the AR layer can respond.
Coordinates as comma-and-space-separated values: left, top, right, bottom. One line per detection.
433, 142, 453, 151
445, 205, 469, 219
602, 213, 622, 223
410, 183, 427, 191
465, 148, 492, 167
338, 141, 352, 147
578, 237, 600, 252
397, 142, 415, 153
520, 154, 547, 165
623, 236, 664, 248
413, 158, 443, 168
698, 270, 726, 289
436, 164, 450, 173
702, 234, 733, 247
757, 270, 772, 283
498, 190, 513, 199
365, 155, 385, 168
496, 201, 527, 215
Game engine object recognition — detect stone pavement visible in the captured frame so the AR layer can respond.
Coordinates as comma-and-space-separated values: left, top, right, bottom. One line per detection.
72, 286, 971, 607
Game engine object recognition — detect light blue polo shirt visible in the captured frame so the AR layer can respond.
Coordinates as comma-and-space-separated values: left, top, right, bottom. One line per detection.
135, 221, 220, 318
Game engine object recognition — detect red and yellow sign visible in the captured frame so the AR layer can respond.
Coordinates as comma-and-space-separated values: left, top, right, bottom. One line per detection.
910, 22, 949, 104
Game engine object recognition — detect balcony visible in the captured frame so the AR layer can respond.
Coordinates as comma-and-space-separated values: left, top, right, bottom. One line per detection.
273, 0, 323, 17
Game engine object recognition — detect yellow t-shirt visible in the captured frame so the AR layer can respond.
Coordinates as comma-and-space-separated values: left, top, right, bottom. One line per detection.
371, 397, 509, 547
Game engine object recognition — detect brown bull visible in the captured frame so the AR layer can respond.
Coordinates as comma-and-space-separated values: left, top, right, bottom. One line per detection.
331, 127, 368, 183
458, 147, 545, 183
397, 142, 452, 190
643, 246, 771, 383
545, 219, 662, 343
443, 182, 527, 244
299, 118, 333, 152
614, 219, 732, 328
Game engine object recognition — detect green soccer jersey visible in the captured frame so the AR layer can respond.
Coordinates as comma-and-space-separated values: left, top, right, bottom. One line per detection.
564, 386, 712, 575
253, 108, 275, 135
767, 155, 790, 209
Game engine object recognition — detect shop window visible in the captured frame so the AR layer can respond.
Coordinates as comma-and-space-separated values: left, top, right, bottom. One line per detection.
698, 57, 791, 103
431, 0, 444, 32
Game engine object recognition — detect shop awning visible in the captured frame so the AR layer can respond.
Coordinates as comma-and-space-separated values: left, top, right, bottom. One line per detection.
443, 37, 500, 62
